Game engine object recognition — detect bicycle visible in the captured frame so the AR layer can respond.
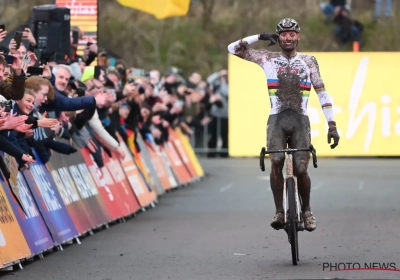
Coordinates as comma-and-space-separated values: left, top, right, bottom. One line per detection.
259, 139, 318, 265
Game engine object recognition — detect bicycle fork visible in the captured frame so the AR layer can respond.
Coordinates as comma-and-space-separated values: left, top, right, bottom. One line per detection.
283, 154, 302, 227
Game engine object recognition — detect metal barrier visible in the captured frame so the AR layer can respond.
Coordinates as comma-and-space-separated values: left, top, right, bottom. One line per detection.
189, 117, 228, 156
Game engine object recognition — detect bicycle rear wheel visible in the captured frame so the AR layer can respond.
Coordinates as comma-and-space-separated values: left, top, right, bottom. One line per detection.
287, 178, 299, 265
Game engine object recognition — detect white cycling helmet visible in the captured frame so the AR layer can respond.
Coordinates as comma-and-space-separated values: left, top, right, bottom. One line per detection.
276, 18, 300, 34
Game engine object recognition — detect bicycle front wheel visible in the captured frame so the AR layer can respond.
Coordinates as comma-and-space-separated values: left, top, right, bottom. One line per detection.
287, 177, 299, 265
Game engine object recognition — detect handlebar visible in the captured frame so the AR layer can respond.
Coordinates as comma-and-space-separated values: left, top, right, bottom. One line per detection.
259, 144, 318, 172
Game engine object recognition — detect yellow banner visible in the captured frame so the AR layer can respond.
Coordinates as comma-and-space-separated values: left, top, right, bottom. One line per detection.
228, 52, 400, 157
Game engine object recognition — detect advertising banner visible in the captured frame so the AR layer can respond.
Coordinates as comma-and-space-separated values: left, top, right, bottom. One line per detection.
228, 52, 400, 157
163, 139, 191, 184
1, 173, 54, 255
175, 128, 204, 177
142, 135, 174, 191
22, 149, 78, 244
0, 181, 31, 267
47, 151, 94, 234
79, 148, 125, 220
102, 151, 140, 216
62, 150, 112, 226
168, 127, 197, 179
116, 133, 157, 207
136, 133, 165, 195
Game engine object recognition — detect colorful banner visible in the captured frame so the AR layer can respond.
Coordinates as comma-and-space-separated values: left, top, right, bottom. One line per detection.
143, 135, 174, 191
116, 133, 157, 208
102, 151, 140, 216
228, 52, 400, 157
1, 173, 54, 255
168, 127, 197, 179
163, 138, 192, 184
136, 133, 165, 195
55, 0, 98, 56
175, 128, 204, 177
79, 148, 125, 220
61, 150, 111, 226
0, 181, 31, 267
47, 151, 94, 234
22, 149, 78, 244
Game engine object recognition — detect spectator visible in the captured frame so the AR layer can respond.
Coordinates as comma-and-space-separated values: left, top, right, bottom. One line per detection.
320, 0, 350, 23
207, 70, 229, 158
374, 0, 391, 21
333, 7, 364, 50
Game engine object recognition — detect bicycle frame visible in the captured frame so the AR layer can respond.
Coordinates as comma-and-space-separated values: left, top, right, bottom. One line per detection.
259, 145, 318, 226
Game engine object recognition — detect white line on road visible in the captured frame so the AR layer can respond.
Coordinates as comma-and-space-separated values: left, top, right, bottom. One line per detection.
359, 181, 364, 190
220, 183, 234, 193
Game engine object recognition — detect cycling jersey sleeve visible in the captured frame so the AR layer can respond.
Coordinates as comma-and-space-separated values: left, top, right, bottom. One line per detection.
308, 56, 335, 123
227, 35, 270, 66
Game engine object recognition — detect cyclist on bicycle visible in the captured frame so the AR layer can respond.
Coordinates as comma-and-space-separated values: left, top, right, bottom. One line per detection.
227, 18, 340, 232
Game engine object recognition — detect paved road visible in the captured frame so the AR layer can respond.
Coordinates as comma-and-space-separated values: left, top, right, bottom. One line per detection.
1, 158, 400, 280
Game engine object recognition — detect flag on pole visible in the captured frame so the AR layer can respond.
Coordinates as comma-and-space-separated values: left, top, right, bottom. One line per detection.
117, 0, 190, 20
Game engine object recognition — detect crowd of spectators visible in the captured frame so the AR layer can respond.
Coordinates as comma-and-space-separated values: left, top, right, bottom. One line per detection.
0, 22, 229, 175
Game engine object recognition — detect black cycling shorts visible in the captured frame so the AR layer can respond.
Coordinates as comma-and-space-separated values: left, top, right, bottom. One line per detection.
266, 109, 311, 163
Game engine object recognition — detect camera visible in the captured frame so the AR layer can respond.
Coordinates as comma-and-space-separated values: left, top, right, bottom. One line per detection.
0, 100, 12, 112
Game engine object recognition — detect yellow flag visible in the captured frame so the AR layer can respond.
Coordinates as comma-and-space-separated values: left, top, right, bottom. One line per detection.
117, 0, 190, 20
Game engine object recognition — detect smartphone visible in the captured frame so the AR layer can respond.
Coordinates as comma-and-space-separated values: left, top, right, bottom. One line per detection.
72, 30, 79, 44
131, 68, 145, 76
14, 31, 23, 50
3, 55, 14, 65
94, 66, 102, 79
27, 67, 43, 76
0, 25, 5, 31
105, 88, 115, 94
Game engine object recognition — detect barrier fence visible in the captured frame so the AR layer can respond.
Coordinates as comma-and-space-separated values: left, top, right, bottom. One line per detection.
189, 117, 229, 156
0, 127, 204, 270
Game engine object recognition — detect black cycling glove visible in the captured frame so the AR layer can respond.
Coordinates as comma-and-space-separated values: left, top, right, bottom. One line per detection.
327, 121, 340, 149
259, 33, 279, 46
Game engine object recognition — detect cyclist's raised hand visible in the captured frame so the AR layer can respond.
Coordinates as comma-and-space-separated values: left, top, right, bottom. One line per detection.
327, 121, 340, 149
258, 33, 279, 46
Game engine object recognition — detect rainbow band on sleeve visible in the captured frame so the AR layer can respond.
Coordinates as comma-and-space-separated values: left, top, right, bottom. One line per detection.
267, 79, 312, 97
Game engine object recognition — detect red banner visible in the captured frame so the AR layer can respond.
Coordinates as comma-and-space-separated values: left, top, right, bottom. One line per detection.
79, 148, 125, 220
103, 151, 140, 216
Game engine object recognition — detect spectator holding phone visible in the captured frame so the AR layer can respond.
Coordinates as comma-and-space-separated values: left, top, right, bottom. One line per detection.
0, 54, 26, 101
